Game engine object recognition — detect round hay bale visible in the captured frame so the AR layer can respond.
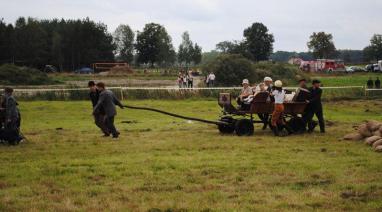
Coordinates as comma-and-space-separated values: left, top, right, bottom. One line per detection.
373, 130, 382, 137
343, 133, 363, 141
358, 124, 372, 137
375, 146, 382, 153
366, 120, 382, 132
364, 136, 381, 145
372, 139, 382, 149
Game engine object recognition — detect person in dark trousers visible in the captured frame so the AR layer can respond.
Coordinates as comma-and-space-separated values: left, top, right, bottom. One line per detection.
93, 82, 124, 139
0, 88, 22, 144
375, 77, 381, 89
304, 80, 325, 133
88, 81, 110, 137
367, 77, 374, 89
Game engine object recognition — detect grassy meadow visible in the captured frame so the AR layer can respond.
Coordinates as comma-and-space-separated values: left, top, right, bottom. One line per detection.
1, 99, 382, 211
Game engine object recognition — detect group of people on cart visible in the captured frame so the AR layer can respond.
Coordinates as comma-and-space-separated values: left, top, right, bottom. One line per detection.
236, 77, 325, 136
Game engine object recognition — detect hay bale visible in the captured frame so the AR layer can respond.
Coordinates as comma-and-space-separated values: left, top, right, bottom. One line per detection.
375, 146, 382, 153
358, 124, 372, 137
373, 130, 382, 137
343, 133, 363, 141
372, 139, 382, 149
364, 136, 381, 145
366, 120, 382, 132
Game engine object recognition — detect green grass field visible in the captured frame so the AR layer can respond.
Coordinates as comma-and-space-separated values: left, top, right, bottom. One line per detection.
307, 73, 381, 87
1, 100, 382, 211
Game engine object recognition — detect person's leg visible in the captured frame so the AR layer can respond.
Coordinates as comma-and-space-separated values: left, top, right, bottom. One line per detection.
105, 116, 118, 138
271, 105, 282, 136
303, 109, 315, 132
316, 109, 325, 133
94, 114, 109, 136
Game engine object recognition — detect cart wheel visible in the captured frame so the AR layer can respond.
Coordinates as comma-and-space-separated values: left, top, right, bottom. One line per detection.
235, 119, 254, 136
287, 117, 305, 133
218, 117, 235, 134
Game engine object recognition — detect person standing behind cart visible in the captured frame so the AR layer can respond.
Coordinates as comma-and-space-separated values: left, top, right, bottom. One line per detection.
270, 80, 292, 136
304, 79, 325, 133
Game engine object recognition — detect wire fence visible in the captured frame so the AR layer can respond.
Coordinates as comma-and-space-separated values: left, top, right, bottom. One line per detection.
9, 86, 382, 101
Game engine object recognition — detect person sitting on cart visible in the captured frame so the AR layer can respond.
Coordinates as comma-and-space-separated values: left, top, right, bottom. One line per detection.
236, 79, 253, 111
255, 77, 273, 130
304, 79, 325, 133
270, 81, 293, 136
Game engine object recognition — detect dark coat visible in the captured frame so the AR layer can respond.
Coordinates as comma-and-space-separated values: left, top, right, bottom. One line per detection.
307, 87, 323, 111
93, 90, 123, 117
5, 95, 19, 121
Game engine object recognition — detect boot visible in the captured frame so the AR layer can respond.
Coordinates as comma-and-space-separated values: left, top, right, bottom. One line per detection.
272, 126, 280, 136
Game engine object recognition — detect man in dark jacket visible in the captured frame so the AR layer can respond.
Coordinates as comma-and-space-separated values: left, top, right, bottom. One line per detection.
88, 81, 109, 137
0, 87, 22, 144
304, 80, 325, 133
375, 77, 381, 89
93, 82, 124, 139
367, 78, 374, 89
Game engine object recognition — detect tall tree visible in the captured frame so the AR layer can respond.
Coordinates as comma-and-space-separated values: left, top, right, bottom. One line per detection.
243, 23, 274, 61
135, 23, 175, 66
307, 32, 337, 59
113, 24, 135, 63
191, 43, 202, 65
363, 34, 382, 61
178, 31, 194, 65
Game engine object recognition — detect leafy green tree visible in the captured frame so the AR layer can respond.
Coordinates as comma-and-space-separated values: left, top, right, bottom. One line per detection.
135, 23, 175, 67
363, 34, 382, 61
113, 24, 135, 63
307, 32, 337, 59
243, 23, 274, 61
191, 43, 202, 65
178, 31, 194, 65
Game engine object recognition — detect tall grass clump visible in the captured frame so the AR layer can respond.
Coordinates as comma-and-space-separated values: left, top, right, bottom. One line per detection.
0, 64, 56, 85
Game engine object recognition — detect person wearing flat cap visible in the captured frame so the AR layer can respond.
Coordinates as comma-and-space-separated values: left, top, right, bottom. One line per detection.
237, 79, 252, 110
304, 79, 325, 133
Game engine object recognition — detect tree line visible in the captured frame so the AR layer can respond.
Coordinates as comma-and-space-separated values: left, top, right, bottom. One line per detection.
0, 17, 202, 71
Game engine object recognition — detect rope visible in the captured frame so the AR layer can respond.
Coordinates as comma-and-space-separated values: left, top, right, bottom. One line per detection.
123, 105, 226, 126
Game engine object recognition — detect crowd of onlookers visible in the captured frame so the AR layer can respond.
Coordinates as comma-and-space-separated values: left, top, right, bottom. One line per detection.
367, 77, 381, 89
176, 71, 216, 88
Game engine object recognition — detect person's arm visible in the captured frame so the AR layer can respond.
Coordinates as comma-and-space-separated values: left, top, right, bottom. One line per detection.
5, 97, 16, 121
93, 94, 104, 114
113, 94, 124, 109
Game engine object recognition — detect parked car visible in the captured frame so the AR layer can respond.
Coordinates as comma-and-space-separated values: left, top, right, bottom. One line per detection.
43, 65, 58, 73
75, 67, 94, 74
365, 64, 374, 72
347, 66, 365, 72
345, 67, 355, 73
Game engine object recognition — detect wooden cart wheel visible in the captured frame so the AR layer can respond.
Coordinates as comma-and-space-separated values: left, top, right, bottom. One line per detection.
218, 117, 235, 134
235, 119, 254, 136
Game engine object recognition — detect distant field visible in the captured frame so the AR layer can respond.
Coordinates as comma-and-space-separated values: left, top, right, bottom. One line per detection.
1, 100, 382, 211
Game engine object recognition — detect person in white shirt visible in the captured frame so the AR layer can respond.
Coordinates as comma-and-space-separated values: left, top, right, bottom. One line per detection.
208, 73, 216, 87
270, 80, 292, 136
237, 79, 253, 110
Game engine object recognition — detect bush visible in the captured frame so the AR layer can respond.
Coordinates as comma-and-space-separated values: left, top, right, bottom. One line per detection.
203, 54, 309, 86
203, 54, 254, 86
0, 64, 55, 85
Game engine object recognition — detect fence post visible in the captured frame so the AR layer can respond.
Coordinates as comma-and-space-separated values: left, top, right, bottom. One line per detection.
120, 87, 124, 101
364, 85, 367, 98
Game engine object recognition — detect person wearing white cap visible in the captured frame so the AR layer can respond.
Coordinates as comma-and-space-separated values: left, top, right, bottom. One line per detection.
236, 79, 253, 110
270, 80, 293, 136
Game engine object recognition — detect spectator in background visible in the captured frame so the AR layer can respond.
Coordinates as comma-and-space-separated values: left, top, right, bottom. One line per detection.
367, 77, 374, 89
188, 74, 194, 88
375, 77, 381, 89
177, 75, 183, 88
183, 74, 188, 88
208, 72, 216, 87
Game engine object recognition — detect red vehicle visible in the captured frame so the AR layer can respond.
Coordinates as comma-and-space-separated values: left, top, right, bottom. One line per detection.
300, 59, 345, 72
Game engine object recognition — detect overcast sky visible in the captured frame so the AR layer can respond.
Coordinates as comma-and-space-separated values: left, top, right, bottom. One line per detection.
1, 0, 381, 52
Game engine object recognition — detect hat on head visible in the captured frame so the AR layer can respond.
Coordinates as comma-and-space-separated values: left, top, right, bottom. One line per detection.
312, 79, 321, 84
274, 80, 283, 88
242, 79, 249, 84
298, 78, 307, 82
264, 77, 273, 82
